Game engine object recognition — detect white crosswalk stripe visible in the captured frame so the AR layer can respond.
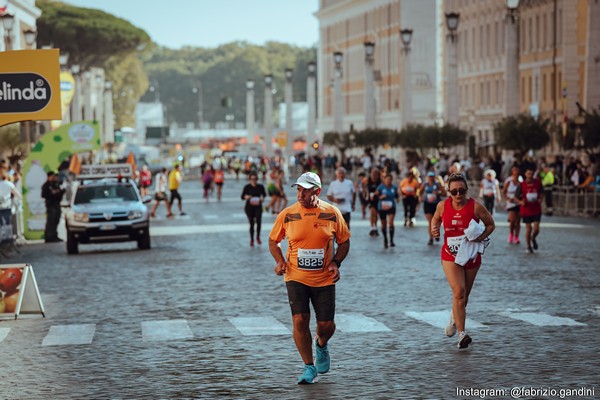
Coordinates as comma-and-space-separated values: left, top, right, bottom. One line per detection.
336, 313, 391, 332
502, 312, 586, 326
229, 316, 290, 336
404, 311, 487, 329
42, 324, 96, 346
0, 327, 10, 342
141, 319, 194, 341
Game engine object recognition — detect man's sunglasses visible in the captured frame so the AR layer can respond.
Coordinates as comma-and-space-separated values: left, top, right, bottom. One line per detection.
449, 188, 467, 196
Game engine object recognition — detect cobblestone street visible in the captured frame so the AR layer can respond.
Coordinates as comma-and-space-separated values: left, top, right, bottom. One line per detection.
1, 177, 599, 399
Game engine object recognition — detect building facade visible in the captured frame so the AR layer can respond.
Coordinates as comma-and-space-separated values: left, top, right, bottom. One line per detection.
0, 0, 40, 51
445, 0, 600, 157
315, 0, 441, 136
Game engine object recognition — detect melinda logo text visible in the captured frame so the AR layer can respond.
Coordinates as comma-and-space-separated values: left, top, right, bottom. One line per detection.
0, 73, 52, 113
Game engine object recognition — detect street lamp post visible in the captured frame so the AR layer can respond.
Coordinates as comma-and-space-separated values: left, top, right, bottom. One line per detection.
400, 29, 414, 128
284, 68, 294, 159
104, 81, 114, 143
1, 13, 14, 50
307, 61, 317, 148
364, 42, 376, 129
333, 51, 344, 135
23, 28, 37, 151
246, 79, 255, 146
192, 83, 204, 128
445, 12, 460, 126
71, 64, 82, 122
264, 74, 274, 156
504, 0, 520, 118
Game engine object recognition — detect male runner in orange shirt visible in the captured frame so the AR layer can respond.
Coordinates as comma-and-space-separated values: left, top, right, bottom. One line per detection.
269, 172, 350, 384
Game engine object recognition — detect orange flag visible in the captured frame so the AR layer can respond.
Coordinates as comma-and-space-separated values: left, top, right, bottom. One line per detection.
126, 152, 136, 175
68, 154, 81, 175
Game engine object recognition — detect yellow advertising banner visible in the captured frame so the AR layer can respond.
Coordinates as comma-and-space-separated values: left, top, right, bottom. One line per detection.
0, 49, 62, 127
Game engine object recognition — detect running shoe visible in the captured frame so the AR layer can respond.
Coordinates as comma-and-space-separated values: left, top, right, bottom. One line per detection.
256, 237, 262, 245
250, 239, 254, 247
428, 238, 434, 246
180, 212, 187, 216
457, 331, 472, 349
445, 312, 457, 337
532, 238, 538, 250
409, 218, 415, 227
390, 241, 396, 247
384, 238, 388, 249
527, 245, 534, 253
314, 336, 330, 374
435, 237, 440, 242
513, 236, 520, 244
297, 364, 318, 384
508, 233, 513, 243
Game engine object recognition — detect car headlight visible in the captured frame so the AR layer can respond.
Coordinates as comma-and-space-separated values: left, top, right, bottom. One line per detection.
73, 212, 89, 222
128, 210, 143, 220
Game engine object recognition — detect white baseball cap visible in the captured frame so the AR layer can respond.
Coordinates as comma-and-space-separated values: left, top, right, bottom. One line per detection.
291, 172, 322, 189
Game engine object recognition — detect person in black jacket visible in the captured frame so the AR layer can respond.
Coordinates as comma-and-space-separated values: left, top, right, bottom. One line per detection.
41, 171, 65, 243
241, 172, 266, 247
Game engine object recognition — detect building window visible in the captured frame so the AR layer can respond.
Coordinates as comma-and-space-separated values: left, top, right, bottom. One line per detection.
480, 25, 484, 61
472, 27, 476, 62
486, 24, 490, 59
494, 21, 499, 57
521, 19, 526, 51
529, 17, 533, 52
558, 8, 563, 46
464, 29, 469, 61
551, 71, 556, 100
550, 10, 555, 48
480, 82, 484, 106
528, 76, 532, 104
535, 15, 540, 52
543, 13, 547, 49
521, 76, 526, 103
495, 79, 500, 106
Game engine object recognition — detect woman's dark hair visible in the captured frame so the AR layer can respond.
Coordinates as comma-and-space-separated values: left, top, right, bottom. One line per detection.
447, 173, 468, 189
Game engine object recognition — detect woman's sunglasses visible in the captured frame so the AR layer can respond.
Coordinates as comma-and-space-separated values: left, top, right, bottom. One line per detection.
449, 188, 467, 196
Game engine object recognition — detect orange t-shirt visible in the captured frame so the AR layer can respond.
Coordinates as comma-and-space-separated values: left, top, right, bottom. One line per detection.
214, 170, 225, 183
269, 201, 351, 287
400, 178, 419, 196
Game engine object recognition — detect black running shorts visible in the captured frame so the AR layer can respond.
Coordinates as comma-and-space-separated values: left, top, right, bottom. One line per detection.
286, 281, 335, 321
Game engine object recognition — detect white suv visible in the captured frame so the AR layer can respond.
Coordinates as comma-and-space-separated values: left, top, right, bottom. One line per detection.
64, 176, 152, 254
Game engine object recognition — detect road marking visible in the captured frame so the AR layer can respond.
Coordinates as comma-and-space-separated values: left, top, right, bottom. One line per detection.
502, 312, 586, 326
232, 213, 247, 218
203, 214, 218, 220
42, 324, 96, 346
229, 316, 290, 336
141, 320, 194, 342
0, 327, 9, 342
404, 311, 486, 329
335, 313, 391, 332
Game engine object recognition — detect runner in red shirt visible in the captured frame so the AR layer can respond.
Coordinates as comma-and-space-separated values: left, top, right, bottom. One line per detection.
517, 166, 543, 253
431, 173, 495, 349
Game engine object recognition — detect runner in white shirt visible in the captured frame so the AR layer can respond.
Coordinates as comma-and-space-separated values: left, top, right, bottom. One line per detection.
326, 167, 356, 228
149, 168, 173, 218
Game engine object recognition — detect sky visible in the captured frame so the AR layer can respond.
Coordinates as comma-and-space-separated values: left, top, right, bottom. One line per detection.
63, 0, 320, 49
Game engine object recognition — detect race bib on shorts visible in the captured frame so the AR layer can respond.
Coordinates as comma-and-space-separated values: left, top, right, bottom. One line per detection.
381, 200, 393, 211
483, 188, 494, 196
447, 235, 465, 255
526, 192, 538, 202
298, 248, 325, 270
404, 186, 415, 194
426, 193, 437, 203
250, 197, 260, 206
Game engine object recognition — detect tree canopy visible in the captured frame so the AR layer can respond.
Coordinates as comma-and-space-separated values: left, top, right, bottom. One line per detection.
493, 114, 550, 154
36, 0, 151, 69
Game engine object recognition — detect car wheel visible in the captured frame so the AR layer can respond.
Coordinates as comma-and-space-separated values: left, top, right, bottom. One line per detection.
67, 232, 79, 255
138, 229, 151, 250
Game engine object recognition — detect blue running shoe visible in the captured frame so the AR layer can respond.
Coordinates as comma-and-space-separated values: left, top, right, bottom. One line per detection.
314, 336, 330, 374
297, 364, 318, 384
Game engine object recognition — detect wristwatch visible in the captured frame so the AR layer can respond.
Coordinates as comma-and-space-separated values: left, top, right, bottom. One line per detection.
331, 259, 342, 269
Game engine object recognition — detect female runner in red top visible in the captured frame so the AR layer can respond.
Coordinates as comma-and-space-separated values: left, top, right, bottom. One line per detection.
431, 173, 495, 349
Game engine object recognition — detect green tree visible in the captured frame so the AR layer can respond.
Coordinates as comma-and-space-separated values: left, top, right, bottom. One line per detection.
354, 128, 391, 149
323, 132, 354, 163
493, 114, 550, 154
581, 107, 600, 153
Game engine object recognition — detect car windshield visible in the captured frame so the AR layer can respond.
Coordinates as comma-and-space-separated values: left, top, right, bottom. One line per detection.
74, 184, 139, 204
